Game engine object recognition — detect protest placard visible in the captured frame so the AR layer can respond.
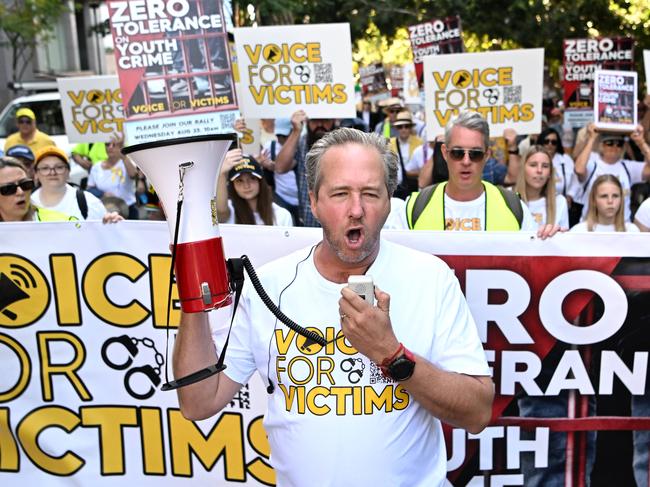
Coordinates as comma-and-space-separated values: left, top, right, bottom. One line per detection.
423, 49, 544, 140
389, 65, 404, 97
234, 23, 356, 118
562, 37, 634, 127
57, 76, 124, 143
408, 16, 463, 85
594, 69, 637, 131
402, 63, 422, 105
107, 0, 238, 143
359, 63, 389, 102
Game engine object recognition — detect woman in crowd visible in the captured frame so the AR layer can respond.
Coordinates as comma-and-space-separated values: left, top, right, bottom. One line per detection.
515, 146, 569, 229
87, 135, 138, 219
30, 146, 121, 223
537, 127, 575, 199
0, 157, 72, 222
571, 174, 639, 232
216, 149, 293, 226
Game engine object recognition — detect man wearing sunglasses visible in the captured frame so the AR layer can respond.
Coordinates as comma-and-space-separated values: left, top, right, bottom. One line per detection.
574, 122, 650, 222
3, 108, 55, 154
406, 111, 558, 238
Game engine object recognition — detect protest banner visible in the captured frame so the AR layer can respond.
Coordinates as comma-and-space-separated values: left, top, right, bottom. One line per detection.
2, 222, 649, 486
562, 37, 634, 128
594, 69, 637, 132
234, 23, 356, 119
107, 0, 238, 144
57, 76, 125, 143
408, 16, 463, 85
423, 48, 544, 140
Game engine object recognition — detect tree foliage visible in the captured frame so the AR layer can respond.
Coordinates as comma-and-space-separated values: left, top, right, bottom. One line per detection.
0, 0, 70, 82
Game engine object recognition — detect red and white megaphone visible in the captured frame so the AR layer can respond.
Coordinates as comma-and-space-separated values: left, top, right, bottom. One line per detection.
123, 134, 236, 313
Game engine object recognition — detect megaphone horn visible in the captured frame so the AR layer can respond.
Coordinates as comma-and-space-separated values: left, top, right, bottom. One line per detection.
123, 134, 237, 313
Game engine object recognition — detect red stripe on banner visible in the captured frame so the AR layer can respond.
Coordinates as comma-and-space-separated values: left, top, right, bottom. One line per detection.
496, 416, 650, 431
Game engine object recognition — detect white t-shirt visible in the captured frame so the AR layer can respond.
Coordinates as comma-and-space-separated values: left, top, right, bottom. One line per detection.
552, 153, 575, 198
443, 192, 538, 231
634, 198, 650, 229
570, 221, 640, 232
384, 197, 408, 229
577, 153, 646, 221
264, 139, 299, 206
223, 240, 489, 487
525, 195, 569, 229
226, 200, 293, 226
87, 159, 136, 206
31, 185, 106, 220
405, 143, 428, 173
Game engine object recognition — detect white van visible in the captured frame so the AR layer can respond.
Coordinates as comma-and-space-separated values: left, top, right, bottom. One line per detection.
0, 92, 87, 184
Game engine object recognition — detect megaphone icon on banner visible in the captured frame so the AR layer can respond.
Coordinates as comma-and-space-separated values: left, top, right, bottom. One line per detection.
123, 134, 237, 313
0, 272, 30, 320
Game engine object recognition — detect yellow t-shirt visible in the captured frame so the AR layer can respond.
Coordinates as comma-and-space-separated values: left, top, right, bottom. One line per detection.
4, 130, 55, 153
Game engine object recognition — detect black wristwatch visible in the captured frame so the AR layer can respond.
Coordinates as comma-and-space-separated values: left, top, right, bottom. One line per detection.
381, 344, 416, 381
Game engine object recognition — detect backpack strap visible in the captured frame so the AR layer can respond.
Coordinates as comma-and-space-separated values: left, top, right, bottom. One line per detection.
270, 140, 276, 161
496, 186, 523, 227
76, 187, 88, 219
410, 183, 438, 227
621, 161, 631, 186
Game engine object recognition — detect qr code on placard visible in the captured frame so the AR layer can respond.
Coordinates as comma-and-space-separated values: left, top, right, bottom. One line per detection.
369, 362, 393, 385
503, 85, 522, 104
314, 63, 333, 83
220, 112, 236, 129
229, 384, 250, 409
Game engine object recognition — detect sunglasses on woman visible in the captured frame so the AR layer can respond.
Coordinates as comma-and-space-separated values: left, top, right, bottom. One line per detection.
447, 148, 486, 162
603, 139, 624, 147
541, 138, 558, 146
0, 179, 35, 196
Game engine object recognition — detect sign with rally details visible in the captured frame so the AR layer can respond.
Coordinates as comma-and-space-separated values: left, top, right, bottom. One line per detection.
57, 76, 125, 143
107, 0, 239, 143
423, 49, 544, 140
234, 23, 356, 118
594, 69, 638, 132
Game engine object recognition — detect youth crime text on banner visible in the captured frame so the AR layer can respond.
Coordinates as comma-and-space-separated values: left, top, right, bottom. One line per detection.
408, 16, 463, 85
562, 37, 634, 128
57, 76, 125, 143
234, 23, 356, 119
107, 0, 238, 144
423, 49, 544, 141
1, 223, 649, 485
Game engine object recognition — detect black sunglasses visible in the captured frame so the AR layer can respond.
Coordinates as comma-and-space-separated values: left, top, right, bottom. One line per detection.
448, 148, 485, 162
0, 179, 35, 196
541, 138, 558, 146
17, 118, 33, 125
603, 139, 624, 147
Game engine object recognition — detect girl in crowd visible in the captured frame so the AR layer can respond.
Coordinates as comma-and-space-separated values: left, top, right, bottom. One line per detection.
571, 174, 640, 232
0, 156, 71, 222
30, 146, 121, 222
87, 135, 139, 219
537, 127, 575, 200
515, 146, 569, 228
216, 149, 293, 226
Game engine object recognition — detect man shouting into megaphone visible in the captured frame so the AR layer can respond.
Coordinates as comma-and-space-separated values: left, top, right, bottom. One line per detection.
173, 128, 493, 486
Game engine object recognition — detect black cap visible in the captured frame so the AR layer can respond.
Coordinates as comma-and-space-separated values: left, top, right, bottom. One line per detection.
228, 155, 263, 182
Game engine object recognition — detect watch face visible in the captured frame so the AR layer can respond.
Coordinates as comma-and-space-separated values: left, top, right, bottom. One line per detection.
389, 355, 415, 381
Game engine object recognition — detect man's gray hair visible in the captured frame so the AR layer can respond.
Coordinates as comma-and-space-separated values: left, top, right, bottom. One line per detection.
305, 127, 398, 198
445, 111, 490, 149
